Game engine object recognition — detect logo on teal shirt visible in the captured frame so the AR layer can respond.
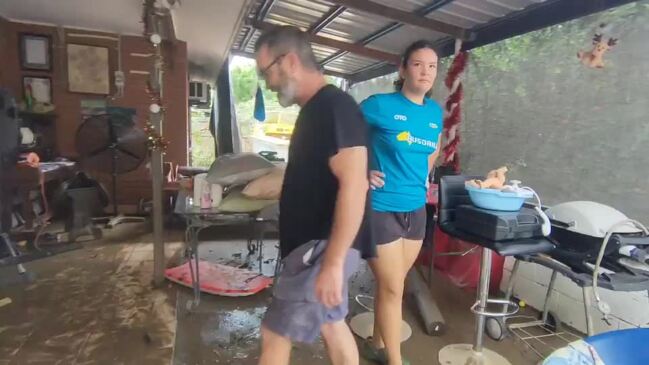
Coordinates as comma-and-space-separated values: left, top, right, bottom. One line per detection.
396, 131, 437, 148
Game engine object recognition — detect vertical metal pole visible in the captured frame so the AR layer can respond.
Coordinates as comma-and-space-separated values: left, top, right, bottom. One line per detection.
428, 244, 434, 284
151, 38, 165, 286
542, 270, 558, 323
501, 259, 520, 315
474, 247, 492, 352
583, 286, 594, 337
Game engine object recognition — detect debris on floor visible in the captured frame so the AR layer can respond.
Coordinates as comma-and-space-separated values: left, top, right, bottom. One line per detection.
0, 297, 12, 308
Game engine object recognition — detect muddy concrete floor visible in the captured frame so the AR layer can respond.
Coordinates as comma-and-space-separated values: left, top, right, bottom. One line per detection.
0, 222, 182, 365
172, 226, 543, 365
1, 222, 547, 364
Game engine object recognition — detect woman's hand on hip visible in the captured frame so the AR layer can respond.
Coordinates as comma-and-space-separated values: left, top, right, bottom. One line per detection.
369, 170, 385, 190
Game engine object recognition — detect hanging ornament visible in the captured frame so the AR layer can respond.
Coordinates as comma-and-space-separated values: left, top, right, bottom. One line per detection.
143, 120, 169, 153
578, 24, 618, 69
441, 49, 468, 173
140, 6, 167, 154
149, 33, 162, 45
149, 103, 161, 114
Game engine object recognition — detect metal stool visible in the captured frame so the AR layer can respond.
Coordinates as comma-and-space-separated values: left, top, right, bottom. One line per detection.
436, 175, 555, 365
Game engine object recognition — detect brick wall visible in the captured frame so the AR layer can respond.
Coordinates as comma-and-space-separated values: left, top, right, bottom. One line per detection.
0, 18, 188, 205
0, 17, 10, 87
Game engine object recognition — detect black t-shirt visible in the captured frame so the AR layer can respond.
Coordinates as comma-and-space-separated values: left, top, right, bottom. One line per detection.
279, 84, 374, 259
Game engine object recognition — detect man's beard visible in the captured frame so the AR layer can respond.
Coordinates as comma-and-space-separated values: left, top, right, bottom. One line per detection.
277, 79, 297, 107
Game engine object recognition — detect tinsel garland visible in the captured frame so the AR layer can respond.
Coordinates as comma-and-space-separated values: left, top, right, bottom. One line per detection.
441, 51, 468, 172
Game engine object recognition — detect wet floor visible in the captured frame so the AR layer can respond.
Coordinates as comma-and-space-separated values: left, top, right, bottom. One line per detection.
1, 222, 547, 364
0, 222, 181, 365
172, 225, 543, 365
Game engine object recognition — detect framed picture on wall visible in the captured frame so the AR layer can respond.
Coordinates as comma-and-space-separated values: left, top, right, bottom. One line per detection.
67, 44, 110, 94
20, 34, 51, 71
23, 76, 52, 104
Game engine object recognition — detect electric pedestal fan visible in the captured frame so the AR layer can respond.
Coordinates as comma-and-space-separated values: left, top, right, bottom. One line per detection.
75, 111, 148, 228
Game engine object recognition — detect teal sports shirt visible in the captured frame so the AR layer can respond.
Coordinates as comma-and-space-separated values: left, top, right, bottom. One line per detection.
361, 92, 443, 212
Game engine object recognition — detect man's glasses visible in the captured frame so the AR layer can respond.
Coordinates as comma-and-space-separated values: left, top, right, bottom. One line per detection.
258, 54, 286, 78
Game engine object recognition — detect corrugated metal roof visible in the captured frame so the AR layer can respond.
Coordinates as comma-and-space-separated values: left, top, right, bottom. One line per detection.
326, 52, 378, 73
265, 0, 331, 29
230, 0, 627, 81
312, 44, 340, 62
370, 0, 429, 12
318, 8, 394, 43
367, 24, 446, 54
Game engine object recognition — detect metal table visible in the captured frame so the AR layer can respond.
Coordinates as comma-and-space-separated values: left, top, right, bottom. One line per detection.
174, 190, 279, 310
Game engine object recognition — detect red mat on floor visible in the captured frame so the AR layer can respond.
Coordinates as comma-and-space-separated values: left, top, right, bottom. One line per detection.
164, 260, 272, 297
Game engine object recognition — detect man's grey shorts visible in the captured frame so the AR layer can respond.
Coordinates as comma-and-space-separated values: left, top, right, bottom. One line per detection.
262, 240, 360, 343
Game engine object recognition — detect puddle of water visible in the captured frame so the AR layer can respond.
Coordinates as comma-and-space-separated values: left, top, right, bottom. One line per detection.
200, 307, 266, 349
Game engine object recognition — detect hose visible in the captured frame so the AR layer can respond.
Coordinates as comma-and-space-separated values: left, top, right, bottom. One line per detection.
520, 186, 543, 208
593, 219, 649, 315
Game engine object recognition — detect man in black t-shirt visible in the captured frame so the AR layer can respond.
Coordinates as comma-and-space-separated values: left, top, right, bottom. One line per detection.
255, 26, 373, 365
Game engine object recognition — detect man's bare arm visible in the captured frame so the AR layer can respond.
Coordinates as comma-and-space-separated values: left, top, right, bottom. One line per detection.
325, 146, 369, 266
314, 146, 369, 307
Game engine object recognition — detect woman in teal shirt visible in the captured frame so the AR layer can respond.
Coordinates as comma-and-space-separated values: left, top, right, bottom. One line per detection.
360, 40, 442, 365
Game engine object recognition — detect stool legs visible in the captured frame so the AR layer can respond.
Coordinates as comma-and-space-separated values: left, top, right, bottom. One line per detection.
474, 247, 492, 352
438, 247, 512, 365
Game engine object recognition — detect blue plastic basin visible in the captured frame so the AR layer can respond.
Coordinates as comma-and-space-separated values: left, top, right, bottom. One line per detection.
585, 328, 649, 364
465, 184, 533, 211
544, 328, 649, 365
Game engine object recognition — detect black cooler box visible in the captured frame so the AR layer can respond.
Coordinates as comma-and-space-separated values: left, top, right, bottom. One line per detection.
455, 204, 544, 241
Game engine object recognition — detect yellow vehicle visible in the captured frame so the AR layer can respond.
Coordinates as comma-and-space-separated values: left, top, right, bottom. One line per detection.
262, 111, 296, 139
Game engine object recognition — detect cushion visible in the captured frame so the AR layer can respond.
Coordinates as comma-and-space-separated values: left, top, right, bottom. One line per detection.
218, 187, 277, 213
242, 166, 285, 200
206, 153, 275, 186
164, 260, 273, 297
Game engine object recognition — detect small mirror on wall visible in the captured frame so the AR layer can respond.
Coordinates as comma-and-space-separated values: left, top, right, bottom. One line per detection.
20, 33, 52, 71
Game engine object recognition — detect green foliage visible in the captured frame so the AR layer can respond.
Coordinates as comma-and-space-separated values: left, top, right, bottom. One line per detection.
229, 63, 342, 141
230, 65, 257, 103
230, 65, 279, 105
189, 107, 214, 168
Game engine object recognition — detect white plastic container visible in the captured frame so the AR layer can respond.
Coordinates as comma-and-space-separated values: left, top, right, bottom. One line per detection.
193, 173, 223, 208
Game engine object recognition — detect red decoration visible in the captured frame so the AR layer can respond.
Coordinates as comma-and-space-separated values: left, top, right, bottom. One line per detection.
442, 51, 468, 172
444, 52, 468, 89
445, 83, 463, 112
443, 100, 461, 138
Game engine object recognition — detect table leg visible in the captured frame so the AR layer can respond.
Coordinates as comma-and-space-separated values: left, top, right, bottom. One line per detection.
186, 226, 201, 310
1, 233, 26, 274
193, 235, 200, 307
258, 223, 264, 273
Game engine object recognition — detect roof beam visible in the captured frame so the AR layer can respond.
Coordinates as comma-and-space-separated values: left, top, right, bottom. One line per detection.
238, 26, 256, 51
348, 63, 396, 84
251, 20, 401, 64
308, 5, 347, 34
329, 0, 469, 40
320, 68, 351, 80
320, 0, 458, 67
319, 23, 400, 66
255, 0, 278, 21
237, 0, 276, 52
